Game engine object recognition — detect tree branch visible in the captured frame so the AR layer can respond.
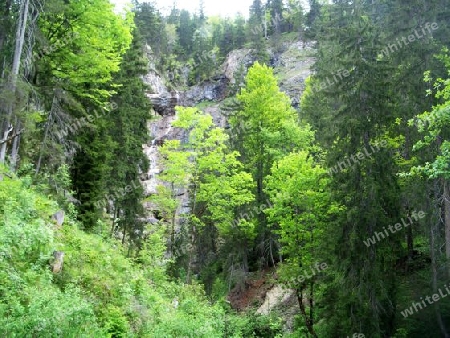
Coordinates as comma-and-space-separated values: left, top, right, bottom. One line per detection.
0, 128, 25, 145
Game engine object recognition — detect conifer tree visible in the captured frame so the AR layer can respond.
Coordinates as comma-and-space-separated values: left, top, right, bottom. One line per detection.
269, 0, 283, 34
104, 27, 151, 248
248, 0, 268, 63
302, 1, 401, 335
382, 8, 450, 335
234, 14, 247, 49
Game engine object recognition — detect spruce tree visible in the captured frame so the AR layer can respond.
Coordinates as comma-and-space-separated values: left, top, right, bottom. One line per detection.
234, 14, 247, 49
104, 27, 151, 249
248, 0, 268, 63
302, 1, 401, 335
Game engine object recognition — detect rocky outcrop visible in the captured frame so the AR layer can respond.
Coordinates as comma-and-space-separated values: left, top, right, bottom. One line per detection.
140, 37, 315, 248
50, 251, 65, 274
146, 92, 179, 116
178, 75, 229, 107
271, 40, 316, 108
141, 37, 315, 193
221, 49, 255, 84
142, 44, 180, 116
256, 285, 295, 315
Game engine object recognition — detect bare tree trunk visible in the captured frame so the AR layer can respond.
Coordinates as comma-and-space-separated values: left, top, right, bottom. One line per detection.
406, 221, 414, 259
170, 211, 176, 252
296, 287, 318, 338
264, 13, 267, 39
186, 228, 196, 284
10, 0, 29, 88
309, 280, 314, 327
10, 117, 20, 170
121, 212, 127, 245
444, 180, 450, 279
431, 207, 449, 337
111, 208, 119, 237
0, 0, 29, 165
242, 240, 249, 273
35, 94, 58, 176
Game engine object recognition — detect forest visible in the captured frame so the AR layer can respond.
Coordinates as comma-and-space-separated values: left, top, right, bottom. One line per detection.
1, 0, 450, 337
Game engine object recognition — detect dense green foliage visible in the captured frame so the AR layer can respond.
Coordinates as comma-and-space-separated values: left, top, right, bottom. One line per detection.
2, 0, 450, 336
133, 0, 306, 84
0, 169, 281, 337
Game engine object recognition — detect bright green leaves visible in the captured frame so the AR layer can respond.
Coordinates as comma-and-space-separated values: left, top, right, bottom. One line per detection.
235, 62, 302, 137
156, 106, 255, 239
0, 175, 56, 268
411, 53, 450, 180
0, 173, 247, 336
231, 62, 314, 197
196, 156, 255, 238
232, 62, 314, 166
0, 174, 103, 336
159, 140, 193, 187
38, 0, 133, 105
264, 151, 333, 286
229, 61, 315, 255
151, 140, 191, 236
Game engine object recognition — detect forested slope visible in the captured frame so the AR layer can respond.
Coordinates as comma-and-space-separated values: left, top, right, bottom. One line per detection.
0, 170, 273, 337
1, 0, 450, 337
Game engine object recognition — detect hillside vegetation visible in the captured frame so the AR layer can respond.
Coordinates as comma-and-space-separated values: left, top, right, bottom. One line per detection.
1, 0, 450, 337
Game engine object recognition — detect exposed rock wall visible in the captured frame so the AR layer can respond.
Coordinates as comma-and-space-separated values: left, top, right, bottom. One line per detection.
178, 75, 229, 107
272, 40, 316, 108
140, 37, 315, 250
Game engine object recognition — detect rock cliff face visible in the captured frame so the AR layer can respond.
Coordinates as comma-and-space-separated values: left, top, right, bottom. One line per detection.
140, 38, 316, 321
178, 75, 229, 107
140, 37, 315, 247
141, 114, 191, 226
272, 39, 316, 108
142, 39, 315, 117
222, 49, 255, 82
142, 45, 179, 116
146, 92, 179, 116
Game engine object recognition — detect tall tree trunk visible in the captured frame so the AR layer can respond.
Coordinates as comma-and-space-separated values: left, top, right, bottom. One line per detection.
110, 208, 118, 237
406, 220, 414, 261
170, 182, 176, 256
121, 211, 127, 245
263, 12, 267, 39
296, 287, 318, 338
35, 94, 58, 176
0, 0, 29, 165
403, 134, 415, 263
309, 280, 314, 330
430, 198, 449, 338
10, 117, 20, 170
444, 180, 450, 279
